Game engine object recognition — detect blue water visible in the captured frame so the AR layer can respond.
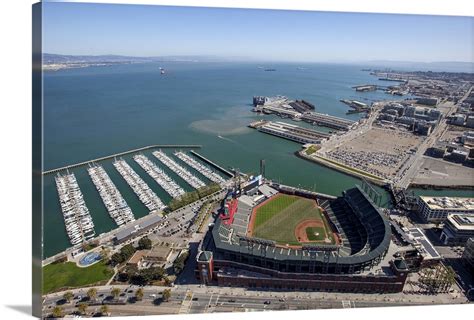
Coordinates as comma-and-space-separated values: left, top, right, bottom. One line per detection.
42, 62, 417, 257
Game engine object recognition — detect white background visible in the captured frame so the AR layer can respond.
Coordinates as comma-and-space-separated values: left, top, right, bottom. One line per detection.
0, 0, 472, 319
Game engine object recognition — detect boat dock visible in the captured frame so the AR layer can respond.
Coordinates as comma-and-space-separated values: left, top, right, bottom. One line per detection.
152, 150, 206, 189
249, 120, 331, 145
174, 151, 227, 185
42, 144, 202, 175
55, 172, 95, 246
189, 150, 234, 178
88, 164, 135, 226
113, 158, 166, 212
134, 154, 185, 198
301, 112, 355, 131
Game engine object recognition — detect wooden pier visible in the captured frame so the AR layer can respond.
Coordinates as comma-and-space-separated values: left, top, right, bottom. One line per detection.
42, 144, 202, 175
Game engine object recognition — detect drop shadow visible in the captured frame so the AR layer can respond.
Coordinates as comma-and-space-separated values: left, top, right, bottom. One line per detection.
5, 305, 32, 316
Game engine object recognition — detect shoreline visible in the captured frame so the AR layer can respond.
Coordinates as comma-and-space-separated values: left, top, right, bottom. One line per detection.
295, 150, 388, 186
408, 183, 474, 191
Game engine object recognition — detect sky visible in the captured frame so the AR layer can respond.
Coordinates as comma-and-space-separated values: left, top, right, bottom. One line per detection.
42, 2, 473, 63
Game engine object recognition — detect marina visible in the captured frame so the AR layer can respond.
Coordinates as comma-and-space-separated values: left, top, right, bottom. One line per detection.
174, 151, 227, 185
134, 154, 186, 198
113, 158, 166, 213
152, 150, 206, 189
55, 172, 95, 246
88, 164, 135, 226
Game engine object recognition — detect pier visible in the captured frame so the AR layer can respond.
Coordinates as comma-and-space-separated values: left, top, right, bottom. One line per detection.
152, 150, 206, 189
134, 154, 185, 198
189, 150, 234, 178
88, 164, 135, 226
249, 120, 331, 145
55, 172, 95, 245
174, 151, 227, 185
42, 144, 202, 175
301, 112, 355, 131
113, 158, 166, 212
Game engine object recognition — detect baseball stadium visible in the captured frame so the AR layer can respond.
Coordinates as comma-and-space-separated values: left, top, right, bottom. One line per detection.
197, 178, 410, 293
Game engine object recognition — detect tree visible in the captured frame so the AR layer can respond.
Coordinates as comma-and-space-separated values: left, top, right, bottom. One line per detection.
173, 251, 189, 274
138, 237, 152, 250
111, 287, 121, 300
63, 291, 74, 303
110, 252, 125, 266
52, 306, 64, 318
77, 302, 88, 315
87, 288, 97, 301
135, 288, 144, 301
120, 244, 136, 258
162, 289, 171, 302
163, 276, 172, 287
100, 305, 109, 316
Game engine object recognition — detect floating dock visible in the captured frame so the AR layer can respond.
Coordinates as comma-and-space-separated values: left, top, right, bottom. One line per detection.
113, 158, 166, 212
152, 150, 206, 189
174, 151, 227, 185
55, 172, 95, 245
134, 154, 185, 198
88, 164, 135, 226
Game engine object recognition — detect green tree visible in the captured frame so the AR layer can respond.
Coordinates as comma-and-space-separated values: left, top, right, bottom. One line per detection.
100, 305, 109, 316
138, 237, 152, 250
135, 288, 144, 301
77, 302, 88, 315
110, 252, 125, 266
163, 276, 172, 287
111, 287, 121, 300
87, 287, 97, 301
121, 244, 136, 258
63, 291, 74, 303
52, 306, 64, 318
162, 289, 171, 302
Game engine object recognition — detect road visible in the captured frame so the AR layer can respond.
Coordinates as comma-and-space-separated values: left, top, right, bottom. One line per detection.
44, 283, 456, 318
394, 85, 473, 189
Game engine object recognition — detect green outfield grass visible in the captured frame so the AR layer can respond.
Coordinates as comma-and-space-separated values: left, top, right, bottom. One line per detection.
252, 194, 334, 245
43, 261, 114, 294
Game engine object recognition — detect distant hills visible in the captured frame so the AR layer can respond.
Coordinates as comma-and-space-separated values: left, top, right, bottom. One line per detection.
43, 53, 222, 64
43, 53, 473, 73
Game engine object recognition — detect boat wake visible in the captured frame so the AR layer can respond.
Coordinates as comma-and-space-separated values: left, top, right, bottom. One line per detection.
217, 135, 238, 144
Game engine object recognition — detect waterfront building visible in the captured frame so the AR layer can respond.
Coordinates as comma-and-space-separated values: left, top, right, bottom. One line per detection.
440, 214, 474, 245
417, 196, 474, 223
462, 238, 474, 272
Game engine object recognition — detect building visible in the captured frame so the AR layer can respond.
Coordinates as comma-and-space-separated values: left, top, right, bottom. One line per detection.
466, 116, 474, 128
126, 246, 173, 269
440, 214, 474, 245
461, 131, 474, 146
196, 183, 412, 293
462, 238, 474, 272
114, 214, 163, 244
417, 196, 474, 223
449, 114, 466, 126
416, 97, 439, 106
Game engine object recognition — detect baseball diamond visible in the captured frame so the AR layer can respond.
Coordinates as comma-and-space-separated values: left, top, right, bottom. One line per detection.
248, 194, 336, 246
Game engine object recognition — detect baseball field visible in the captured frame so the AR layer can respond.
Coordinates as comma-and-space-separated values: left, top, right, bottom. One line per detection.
248, 193, 336, 246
